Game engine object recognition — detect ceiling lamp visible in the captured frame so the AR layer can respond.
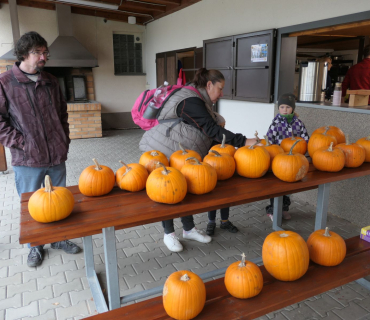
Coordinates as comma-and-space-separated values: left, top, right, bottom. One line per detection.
128, 16, 136, 24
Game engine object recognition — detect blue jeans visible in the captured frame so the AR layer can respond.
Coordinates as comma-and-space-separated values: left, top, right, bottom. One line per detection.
13, 162, 66, 248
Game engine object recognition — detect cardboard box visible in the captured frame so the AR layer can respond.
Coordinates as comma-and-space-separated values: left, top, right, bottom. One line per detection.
360, 234, 370, 243
361, 226, 370, 237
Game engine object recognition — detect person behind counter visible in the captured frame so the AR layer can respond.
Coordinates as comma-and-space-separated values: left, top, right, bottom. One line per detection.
341, 45, 370, 104
318, 56, 333, 100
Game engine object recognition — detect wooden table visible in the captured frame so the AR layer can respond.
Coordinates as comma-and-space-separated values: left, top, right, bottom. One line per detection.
19, 163, 370, 313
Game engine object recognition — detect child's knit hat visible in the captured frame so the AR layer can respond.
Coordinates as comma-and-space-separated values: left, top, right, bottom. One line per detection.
278, 93, 296, 111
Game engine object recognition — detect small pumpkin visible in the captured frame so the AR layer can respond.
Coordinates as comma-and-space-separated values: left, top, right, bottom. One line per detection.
116, 160, 148, 192
312, 142, 345, 172
139, 150, 169, 173
356, 135, 370, 162
272, 140, 309, 182
181, 157, 217, 194
280, 136, 307, 155
210, 134, 236, 157
225, 253, 263, 299
312, 126, 345, 144
163, 270, 206, 320
28, 175, 74, 223
234, 142, 270, 178
262, 230, 309, 281
169, 143, 202, 172
262, 135, 284, 170
78, 158, 115, 196
336, 134, 366, 168
308, 127, 337, 158
146, 162, 187, 204
203, 150, 235, 180
307, 227, 346, 267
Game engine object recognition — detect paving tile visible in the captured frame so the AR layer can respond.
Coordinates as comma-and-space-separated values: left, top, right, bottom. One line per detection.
150, 264, 177, 281
124, 271, 155, 288
123, 243, 148, 257
50, 260, 77, 276
69, 288, 93, 306
156, 253, 184, 268
37, 273, 66, 290
305, 293, 343, 317
0, 294, 21, 310
23, 285, 54, 305
173, 258, 202, 271
55, 301, 90, 319
0, 273, 21, 287
138, 248, 165, 262
5, 301, 38, 320
22, 309, 56, 320
332, 301, 370, 320
132, 258, 160, 274
53, 278, 83, 297
327, 285, 365, 307
281, 303, 321, 319
7, 279, 37, 298
65, 268, 86, 282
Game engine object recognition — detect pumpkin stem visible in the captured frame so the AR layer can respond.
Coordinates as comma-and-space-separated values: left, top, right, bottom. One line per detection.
44, 175, 53, 193
221, 134, 226, 148
345, 134, 350, 145
210, 150, 222, 157
150, 151, 159, 156
264, 135, 271, 146
186, 157, 201, 165
92, 158, 102, 170
179, 143, 187, 155
239, 252, 246, 267
280, 233, 289, 238
248, 141, 258, 150
366, 135, 370, 141
119, 160, 132, 176
323, 127, 329, 135
254, 131, 261, 143
328, 142, 334, 152
157, 162, 170, 175
288, 140, 300, 155
180, 274, 190, 281
324, 227, 331, 237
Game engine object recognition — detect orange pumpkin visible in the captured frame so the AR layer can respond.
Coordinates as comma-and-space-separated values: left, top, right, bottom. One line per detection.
163, 270, 206, 320
308, 127, 337, 158
336, 135, 366, 168
169, 143, 202, 171
116, 161, 148, 192
225, 253, 263, 299
312, 126, 345, 144
356, 135, 370, 163
262, 135, 284, 170
78, 158, 115, 196
312, 142, 345, 172
234, 143, 270, 178
210, 134, 236, 157
272, 140, 309, 182
262, 231, 309, 281
203, 150, 235, 180
280, 136, 307, 155
28, 175, 74, 223
139, 150, 169, 173
146, 163, 187, 204
307, 227, 346, 267
180, 157, 217, 194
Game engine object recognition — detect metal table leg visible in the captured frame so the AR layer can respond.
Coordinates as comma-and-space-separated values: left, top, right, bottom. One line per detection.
315, 183, 331, 231
103, 226, 121, 310
273, 196, 284, 231
83, 236, 108, 313
355, 278, 370, 291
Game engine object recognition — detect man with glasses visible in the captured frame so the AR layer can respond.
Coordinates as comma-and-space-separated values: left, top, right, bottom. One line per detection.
0, 31, 81, 267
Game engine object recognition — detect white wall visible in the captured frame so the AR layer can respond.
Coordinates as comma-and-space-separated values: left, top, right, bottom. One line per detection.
145, 0, 370, 137
0, 4, 146, 114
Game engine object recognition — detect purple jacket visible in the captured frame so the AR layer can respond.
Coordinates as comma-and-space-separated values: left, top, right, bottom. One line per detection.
0, 62, 70, 167
266, 113, 309, 145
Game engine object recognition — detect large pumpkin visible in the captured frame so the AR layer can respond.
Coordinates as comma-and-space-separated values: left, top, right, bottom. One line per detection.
146, 163, 187, 204
307, 227, 346, 267
262, 231, 309, 281
116, 161, 148, 192
234, 143, 270, 178
139, 150, 169, 173
28, 175, 74, 223
163, 270, 206, 320
262, 135, 284, 170
272, 140, 309, 182
169, 143, 202, 172
312, 142, 345, 172
336, 135, 366, 168
210, 134, 236, 157
280, 136, 307, 155
78, 158, 115, 196
308, 127, 337, 158
356, 135, 370, 162
225, 253, 263, 299
312, 126, 345, 144
203, 150, 235, 180
181, 157, 217, 194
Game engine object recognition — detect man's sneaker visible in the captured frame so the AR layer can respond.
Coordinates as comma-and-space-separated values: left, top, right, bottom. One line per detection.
183, 228, 212, 243
267, 214, 273, 222
51, 240, 81, 254
27, 246, 44, 267
206, 222, 216, 236
220, 220, 238, 233
283, 211, 291, 220
164, 233, 183, 252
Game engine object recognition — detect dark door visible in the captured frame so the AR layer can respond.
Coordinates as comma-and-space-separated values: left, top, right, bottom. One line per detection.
156, 52, 165, 87
278, 36, 297, 98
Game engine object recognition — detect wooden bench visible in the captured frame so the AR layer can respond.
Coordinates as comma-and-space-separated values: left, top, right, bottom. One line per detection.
85, 237, 370, 320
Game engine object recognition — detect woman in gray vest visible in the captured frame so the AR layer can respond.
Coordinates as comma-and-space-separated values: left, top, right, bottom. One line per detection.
140, 68, 259, 252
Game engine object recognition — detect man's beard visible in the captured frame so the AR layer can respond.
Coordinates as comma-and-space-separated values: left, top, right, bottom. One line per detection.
36, 61, 45, 72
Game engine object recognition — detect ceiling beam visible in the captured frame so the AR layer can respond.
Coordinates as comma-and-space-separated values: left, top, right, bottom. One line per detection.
135, 0, 180, 5
119, 0, 166, 13
151, 0, 200, 21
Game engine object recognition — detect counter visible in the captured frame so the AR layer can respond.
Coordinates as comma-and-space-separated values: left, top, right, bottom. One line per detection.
297, 101, 370, 114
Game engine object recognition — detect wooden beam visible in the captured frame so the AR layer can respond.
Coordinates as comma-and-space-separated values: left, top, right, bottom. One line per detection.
150, 0, 200, 21
137, 0, 180, 5
119, 0, 166, 13
289, 20, 370, 37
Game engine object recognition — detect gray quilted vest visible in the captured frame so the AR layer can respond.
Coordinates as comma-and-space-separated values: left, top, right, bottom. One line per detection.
139, 85, 215, 159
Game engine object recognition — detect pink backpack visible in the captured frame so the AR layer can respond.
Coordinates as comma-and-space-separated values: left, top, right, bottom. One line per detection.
131, 82, 202, 131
